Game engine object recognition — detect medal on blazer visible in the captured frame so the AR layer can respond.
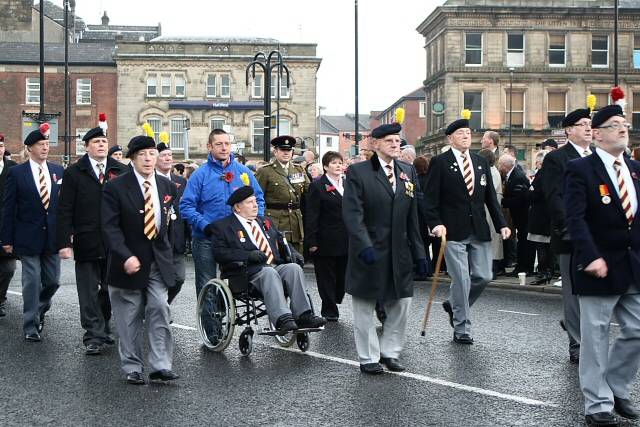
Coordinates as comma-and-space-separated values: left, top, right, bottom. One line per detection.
289, 172, 305, 184
599, 184, 611, 204
238, 230, 246, 243
480, 174, 487, 186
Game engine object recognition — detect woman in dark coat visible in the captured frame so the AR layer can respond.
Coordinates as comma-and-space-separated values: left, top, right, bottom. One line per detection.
305, 151, 348, 321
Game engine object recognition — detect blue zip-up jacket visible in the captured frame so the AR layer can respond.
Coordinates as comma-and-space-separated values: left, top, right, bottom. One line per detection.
180, 153, 265, 239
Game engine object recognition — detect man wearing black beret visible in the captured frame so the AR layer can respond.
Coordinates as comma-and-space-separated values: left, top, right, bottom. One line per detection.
108, 145, 123, 162
56, 126, 125, 354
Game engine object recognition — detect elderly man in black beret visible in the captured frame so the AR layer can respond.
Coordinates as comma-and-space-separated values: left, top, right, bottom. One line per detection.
424, 114, 509, 345
101, 135, 178, 384
108, 145, 123, 162
57, 126, 125, 355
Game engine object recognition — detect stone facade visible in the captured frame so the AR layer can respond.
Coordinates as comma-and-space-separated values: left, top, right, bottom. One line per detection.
114, 38, 321, 160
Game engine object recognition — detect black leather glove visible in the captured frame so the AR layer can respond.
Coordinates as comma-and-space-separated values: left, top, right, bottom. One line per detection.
248, 250, 267, 264
203, 223, 215, 237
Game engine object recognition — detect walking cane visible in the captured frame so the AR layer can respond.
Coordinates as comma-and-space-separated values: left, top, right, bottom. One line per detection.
420, 234, 447, 336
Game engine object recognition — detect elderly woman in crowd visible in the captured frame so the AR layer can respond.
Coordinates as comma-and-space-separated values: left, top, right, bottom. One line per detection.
478, 149, 504, 278
307, 163, 323, 181
304, 151, 348, 321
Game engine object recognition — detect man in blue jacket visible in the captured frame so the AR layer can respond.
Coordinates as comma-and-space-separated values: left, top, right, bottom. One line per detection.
1, 124, 64, 341
180, 128, 265, 300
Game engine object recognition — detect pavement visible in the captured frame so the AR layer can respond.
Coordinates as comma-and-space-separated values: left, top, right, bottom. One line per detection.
0, 258, 637, 426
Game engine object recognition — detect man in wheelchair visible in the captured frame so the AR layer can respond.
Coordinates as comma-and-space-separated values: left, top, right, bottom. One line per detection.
209, 186, 327, 333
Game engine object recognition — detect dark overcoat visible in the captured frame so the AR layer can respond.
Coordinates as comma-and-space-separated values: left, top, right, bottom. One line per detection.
304, 174, 348, 257
0, 159, 17, 258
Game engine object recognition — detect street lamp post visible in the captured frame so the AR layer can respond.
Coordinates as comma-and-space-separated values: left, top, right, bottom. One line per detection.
63, 0, 70, 165
354, 0, 360, 150
509, 67, 514, 146
614, 0, 619, 86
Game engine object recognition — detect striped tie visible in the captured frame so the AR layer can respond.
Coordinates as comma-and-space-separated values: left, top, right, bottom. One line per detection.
38, 166, 50, 210
143, 180, 157, 240
385, 164, 395, 191
250, 221, 274, 264
461, 153, 474, 196
614, 160, 634, 225
97, 162, 105, 184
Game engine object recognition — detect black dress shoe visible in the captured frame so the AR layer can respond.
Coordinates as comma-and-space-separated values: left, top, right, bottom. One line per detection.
149, 369, 180, 381
614, 396, 639, 419
25, 333, 41, 342
453, 333, 474, 344
442, 301, 453, 328
126, 372, 145, 385
585, 412, 619, 426
559, 319, 567, 331
379, 357, 405, 372
85, 343, 102, 355
324, 316, 339, 322
275, 314, 298, 333
0, 301, 6, 317
359, 363, 384, 375
103, 335, 115, 346
296, 312, 327, 329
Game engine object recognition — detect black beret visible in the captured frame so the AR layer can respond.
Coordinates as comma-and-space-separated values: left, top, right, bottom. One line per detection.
271, 135, 296, 150
126, 136, 156, 158
82, 126, 106, 142
226, 186, 255, 206
4, 150, 10, 156
399, 138, 408, 148
541, 138, 558, 149
108, 145, 122, 156
445, 119, 470, 136
156, 142, 170, 153
371, 123, 401, 139
591, 104, 625, 129
561, 108, 591, 128
24, 129, 48, 146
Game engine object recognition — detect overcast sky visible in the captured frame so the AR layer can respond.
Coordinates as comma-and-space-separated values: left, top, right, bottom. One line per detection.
59, 0, 442, 116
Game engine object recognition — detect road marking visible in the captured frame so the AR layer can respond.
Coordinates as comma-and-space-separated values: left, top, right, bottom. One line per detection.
497, 309, 540, 316
272, 345, 558, 408
7, 290, 21, 296
171, 323, 197, 331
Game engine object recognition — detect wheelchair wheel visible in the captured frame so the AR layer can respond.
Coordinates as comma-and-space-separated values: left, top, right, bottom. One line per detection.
270, 319, 296, 347
297, 332, 310, 352
239, 328, 254, 356
197, 279, 236, 352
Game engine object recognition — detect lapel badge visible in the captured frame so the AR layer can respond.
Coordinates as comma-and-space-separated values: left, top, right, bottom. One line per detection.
478, 165, 482, 170
480, 174, 487, 186
139, 210, 144, 214
602, 195, 612, 205
238, 230, 246, 243
599, 184, 611, 204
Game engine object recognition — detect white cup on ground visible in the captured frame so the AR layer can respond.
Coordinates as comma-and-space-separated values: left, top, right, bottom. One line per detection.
518, 272, 526, 286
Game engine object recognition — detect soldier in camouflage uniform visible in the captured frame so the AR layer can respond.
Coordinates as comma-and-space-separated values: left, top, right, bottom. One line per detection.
256, 136, 310, 253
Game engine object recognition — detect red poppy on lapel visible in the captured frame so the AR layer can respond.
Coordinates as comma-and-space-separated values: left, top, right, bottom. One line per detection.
163, 195, 173, 204
399, 172, 408, 181
325, 184, 336, 193
221, 171, 234, 183
107, 170, 118, 181
264, 218, 271, 230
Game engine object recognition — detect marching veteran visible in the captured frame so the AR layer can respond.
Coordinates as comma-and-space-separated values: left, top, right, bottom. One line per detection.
565, 90, 640, 427
342, 115, 427, 375
256, 136, 310, 253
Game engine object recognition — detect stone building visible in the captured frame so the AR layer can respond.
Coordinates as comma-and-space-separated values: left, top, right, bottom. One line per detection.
114, 37, 321, 160
417, 0, 640, 166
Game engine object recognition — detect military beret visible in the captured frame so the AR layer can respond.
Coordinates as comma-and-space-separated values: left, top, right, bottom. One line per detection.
591, 104, 625, 129
108, 145, 122, 156
226, 186, 255, 206
24, 129, 48, 146
126, 135, 156, 158
271, 135, 296, 150
561, 108, 591, 128
156, 142, 170, 153
400, 138, 408, 148
445, 119, 470, 136
541, 138, 558, 149
371, 123, 402, 139
82, 126, 106, 142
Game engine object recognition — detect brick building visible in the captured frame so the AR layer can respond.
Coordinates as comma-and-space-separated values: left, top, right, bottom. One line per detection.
369, 88, 427, 149
317, 114, 370, 160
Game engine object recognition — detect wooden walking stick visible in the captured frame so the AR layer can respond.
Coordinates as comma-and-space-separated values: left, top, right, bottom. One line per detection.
420, 234, 447, 336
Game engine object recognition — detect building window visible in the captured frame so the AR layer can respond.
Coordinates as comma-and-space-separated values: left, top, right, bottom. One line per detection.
252, 74, 263, 98
463, 91, 482, 129
147, 117, 162, 136
465, 33, 482, 66
169, 118, 186, 150
549, 34, 566, 66
175, 75, 185, 97
276, 118, 291, 136
634, 35, 640, 69
251, 118, 264, 153
592, 35, 609, 68
419, 101, 427, 118
507, 34, 524, 67
75, 128, 90, 156
161, 74, 171, 97
75, 78, 91, 105
206, 74, 216, 97
146, 74, 157, 97
505, 91, 525, 129
26, 77, 40, 104
633, 92, 640, 129
210, 117, 226, 131
590, 92, 610, 112
270, 74, 290, 98
326, 136, 333, 147
547, 92, 566, 128
220, 74, 230, 98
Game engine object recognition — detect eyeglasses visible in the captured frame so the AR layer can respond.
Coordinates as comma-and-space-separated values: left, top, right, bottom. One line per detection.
572, 122, 592, 128
598, 123, 632, 131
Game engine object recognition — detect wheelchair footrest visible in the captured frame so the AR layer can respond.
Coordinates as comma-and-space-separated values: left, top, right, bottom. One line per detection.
258, 326, 324, 336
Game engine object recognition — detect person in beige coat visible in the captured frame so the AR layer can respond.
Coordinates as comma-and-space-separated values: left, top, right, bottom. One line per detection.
478, 149, 503, 277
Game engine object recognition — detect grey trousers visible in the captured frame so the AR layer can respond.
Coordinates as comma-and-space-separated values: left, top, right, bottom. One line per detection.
444, 236, 493, 335
20, 254, 60, 335
249, 263, 311, 325
578, 293, 640, 415
352, 297, 411, 364
75, 260, 110, 345
559, 253, 580, 355
0, 258, 16, 302
108, 263, 173, 374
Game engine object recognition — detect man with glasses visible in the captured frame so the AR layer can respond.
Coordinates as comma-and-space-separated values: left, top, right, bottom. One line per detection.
564, 100, 639, 426
540, 107, 593, 364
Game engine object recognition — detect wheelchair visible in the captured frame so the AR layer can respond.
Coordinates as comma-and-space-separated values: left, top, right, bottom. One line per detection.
196, 261, 323, 356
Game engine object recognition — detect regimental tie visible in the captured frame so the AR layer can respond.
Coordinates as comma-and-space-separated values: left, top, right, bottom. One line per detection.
97, 162, 105, 184
143, 180, 158, 240
614, 160, 634, 225
250, 221, 274, 264
461, 153, 474, 196
38, 165, 50, 210
385, 164, 395, 191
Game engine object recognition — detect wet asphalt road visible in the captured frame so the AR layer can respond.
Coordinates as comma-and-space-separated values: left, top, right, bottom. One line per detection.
1, 258, 639, 426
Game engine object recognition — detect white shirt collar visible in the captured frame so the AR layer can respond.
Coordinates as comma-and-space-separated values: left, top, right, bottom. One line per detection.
133, 168, 156, 188
156, 169, 171, 179
450, 146, 470, 159
595, 147, 624, 168
378, 156, 394, 171
29, 158, 47, 170
568, 140, 591, 157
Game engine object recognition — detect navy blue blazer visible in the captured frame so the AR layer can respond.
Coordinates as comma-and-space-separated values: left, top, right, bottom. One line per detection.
1, 160, 64, 256
564, 153, 640, 295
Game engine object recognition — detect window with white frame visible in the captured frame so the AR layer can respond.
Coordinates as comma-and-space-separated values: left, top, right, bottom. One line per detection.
633, 92, 640, 130
169, 117, 186, 150
326, 136, 333, 147
505, 90, 525, 128
75, 128, 89, 155
26, 77, 40, 104
220, 74, 230, 98
592, 35, 609, 67
549, 34, 566, 66
252, 74, 263, 98
146, 74, 157, 97
419, 101, 427, 118
275, 118, 291, 136
634, 35, 640, 69
547, 92, 566, 128
463, 91, 482, 129
270, 73, 290, 98
465, 33, 482, 66
210, 117, 226, 131
175, 75, 185, 97
251, 118, 264, 153
161, 74, 171, 97
76, 78, 91, 105
206, 74, 216, 97
507, 34, 524, 67
147, 117, 162, 136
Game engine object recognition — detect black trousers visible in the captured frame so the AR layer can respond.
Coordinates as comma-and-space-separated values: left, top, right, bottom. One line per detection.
0, 258, 16, 302
312, 255, 347, 318
167, 253, 186, 305
75, 259, 111, 345
515, 227, 535, 274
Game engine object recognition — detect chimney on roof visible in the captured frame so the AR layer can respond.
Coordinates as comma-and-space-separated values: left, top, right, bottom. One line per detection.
101, 10, 109, 26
